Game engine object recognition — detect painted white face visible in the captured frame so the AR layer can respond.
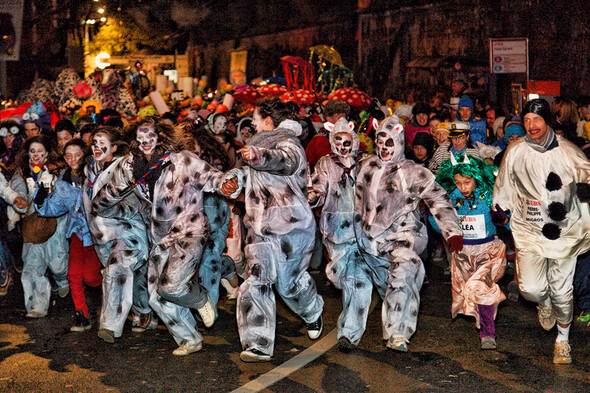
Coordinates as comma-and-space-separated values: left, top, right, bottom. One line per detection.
29, 142, 48, 166
136, 125, 158, 157
376, 134, 396, 161
92, 133, 115, 164
240, 126, 254, 144
334, 132, 353, 158
213, 116, 227, 134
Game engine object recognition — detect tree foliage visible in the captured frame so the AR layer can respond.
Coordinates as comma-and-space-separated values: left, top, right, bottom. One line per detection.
87, 11, 184, 56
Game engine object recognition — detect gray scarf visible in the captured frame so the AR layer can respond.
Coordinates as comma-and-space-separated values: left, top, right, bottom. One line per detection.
248, 126, 300, 149
525, 126, 557, 153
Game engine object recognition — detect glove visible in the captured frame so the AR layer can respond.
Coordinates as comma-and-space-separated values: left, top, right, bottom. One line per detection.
490, 204, 510, 226
495, 226, 513, 245
577, 182, 590, 203
447, 235, 463, 253
34, 186, 48, 206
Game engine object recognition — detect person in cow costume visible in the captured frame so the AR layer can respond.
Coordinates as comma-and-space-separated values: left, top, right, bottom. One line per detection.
82, 127, 149, 343
308, 117, 368, 350
354, 115, 463, 352
225, 98, 324, 363
125, 118, 234, 356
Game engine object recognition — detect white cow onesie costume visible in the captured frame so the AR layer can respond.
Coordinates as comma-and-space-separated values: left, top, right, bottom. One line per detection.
231, 119, 324, 357
83, 156, 150, 338
146, 150, 228, 350
354, 116, 462, 349
310, 118, 369, 345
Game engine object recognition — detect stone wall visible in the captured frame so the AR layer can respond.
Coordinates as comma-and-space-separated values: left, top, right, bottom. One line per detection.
356, 0, 590, 101
192, 20, 357, 89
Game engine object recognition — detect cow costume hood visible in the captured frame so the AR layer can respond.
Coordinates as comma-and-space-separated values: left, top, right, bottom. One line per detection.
326, 117, 360, 158
374, 115, 405, 164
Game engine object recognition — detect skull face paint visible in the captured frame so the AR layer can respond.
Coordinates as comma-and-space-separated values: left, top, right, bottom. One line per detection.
334, 132, 353, 158
137, 125, 158, 157
212, 115, 228, 134
92, 133, 115, 165
376, 133, 396, 161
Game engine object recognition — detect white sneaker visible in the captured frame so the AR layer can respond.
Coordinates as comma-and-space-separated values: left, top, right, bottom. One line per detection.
537, 304, 556, 331
386, 336, 409, 352
197, 297, 216, 328
172, 342, 202, 356
240, 348, 271, 362
25, 311, 46, 319
306, 315, 323, 340
221, 278, 239, 300
553, 340, 572, 364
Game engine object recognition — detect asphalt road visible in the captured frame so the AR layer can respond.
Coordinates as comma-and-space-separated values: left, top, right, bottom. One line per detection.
1, 264, 590, 392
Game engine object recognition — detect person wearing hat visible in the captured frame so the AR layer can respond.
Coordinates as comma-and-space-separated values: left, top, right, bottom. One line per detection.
307, 118, 366, 351
206, 112, 228, 135
493, 98, 590, 364
408, 131, 435, 167
433, 121, 451, 147
236, 117, 255, 145
455, 96, 487, 145
22, 102, 51, 138
404, 103, 430, 147
429, 121, 481, 174
492, 121, 526, 167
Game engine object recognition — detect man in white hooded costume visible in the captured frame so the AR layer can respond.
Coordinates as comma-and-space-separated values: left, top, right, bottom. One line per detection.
493, 98, 590, 364
354, 115, 463, 352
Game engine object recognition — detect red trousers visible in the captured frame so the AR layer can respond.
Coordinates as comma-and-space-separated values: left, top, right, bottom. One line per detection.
67, 234, 102, 317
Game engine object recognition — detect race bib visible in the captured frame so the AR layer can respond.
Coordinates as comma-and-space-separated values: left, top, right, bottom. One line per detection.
460, 214, 487, 239
521, 198, 547, 226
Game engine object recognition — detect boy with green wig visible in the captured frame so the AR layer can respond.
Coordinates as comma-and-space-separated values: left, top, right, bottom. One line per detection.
431, 153, 506, 350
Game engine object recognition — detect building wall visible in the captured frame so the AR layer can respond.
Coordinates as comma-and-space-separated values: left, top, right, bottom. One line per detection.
191, 20, 357, 90
356, 0, 590, 101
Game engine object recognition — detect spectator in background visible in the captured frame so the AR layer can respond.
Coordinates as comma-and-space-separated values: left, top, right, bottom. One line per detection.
451, 80, 466, 98
78, 124, 97, 146
76, 115, 94, 132
54, 120, 76, 155
455, 96, 487, 145
405, 103, 430, 147
408, 132, 435, 168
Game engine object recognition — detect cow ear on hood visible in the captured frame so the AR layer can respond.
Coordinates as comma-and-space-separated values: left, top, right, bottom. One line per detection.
324, 122, 335, 132
372, 118, 379, 130
348, 121, 355, 131
393, 124, 403, 134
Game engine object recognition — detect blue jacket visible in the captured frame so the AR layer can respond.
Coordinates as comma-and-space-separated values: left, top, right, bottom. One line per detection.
456, 114, 488, 146
429, 188, 498, 245
36, 171, 94, 247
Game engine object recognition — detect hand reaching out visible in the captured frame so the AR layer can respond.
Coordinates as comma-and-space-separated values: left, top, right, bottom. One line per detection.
238, 147, 257, 162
